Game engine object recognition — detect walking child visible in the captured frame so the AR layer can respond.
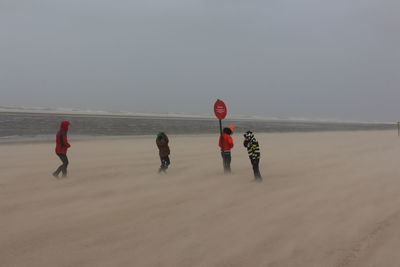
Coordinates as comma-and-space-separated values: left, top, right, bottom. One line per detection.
53, 121, 71, 178
243, 131, 262, 180
156, 132, 170, 173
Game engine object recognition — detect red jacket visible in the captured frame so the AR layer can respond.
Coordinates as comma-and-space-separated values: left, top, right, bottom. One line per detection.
55, 121, 71, 154
219, 133, 234, 152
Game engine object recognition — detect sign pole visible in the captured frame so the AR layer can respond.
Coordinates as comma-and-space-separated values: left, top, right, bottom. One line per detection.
398, 122, 400, 137
219, 119, 224, 153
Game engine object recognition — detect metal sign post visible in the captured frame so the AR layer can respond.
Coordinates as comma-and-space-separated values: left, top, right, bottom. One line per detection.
398, 122, 400, 136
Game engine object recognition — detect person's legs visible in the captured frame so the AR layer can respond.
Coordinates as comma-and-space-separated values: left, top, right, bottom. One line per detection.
53, 154, 68, 177
159, 156, 170, 173
53, 165, 62, 177
251, 158, 262, 180
59, 154, 69, 177
221, 152, 231, 173
165, 156, 170, 168
226, 152, 231, 173
221, 152, 226, 171
159, 156, 164, 172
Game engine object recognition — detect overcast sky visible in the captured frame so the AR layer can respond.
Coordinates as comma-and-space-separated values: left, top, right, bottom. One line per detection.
1, 0, 399, 121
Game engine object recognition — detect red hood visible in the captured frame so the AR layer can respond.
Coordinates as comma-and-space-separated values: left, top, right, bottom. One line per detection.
60, 121, 70, 131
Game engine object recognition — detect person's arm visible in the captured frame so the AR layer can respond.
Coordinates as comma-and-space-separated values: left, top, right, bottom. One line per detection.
243, 139, 249, 148
228, 136, 234, 149
64, 134, 71, 148
248, 143, 254, 158
252, 141, 260, 159
58, 132, 63, 147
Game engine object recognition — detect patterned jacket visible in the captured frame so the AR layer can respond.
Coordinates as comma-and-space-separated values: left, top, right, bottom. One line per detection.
243, 131, 260, 160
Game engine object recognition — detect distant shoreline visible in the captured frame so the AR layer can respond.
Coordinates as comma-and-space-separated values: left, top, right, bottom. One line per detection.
0, 109, 394, 124
0, 110, 396, 144
0, 109, 213, 120
1, 130, 396, 145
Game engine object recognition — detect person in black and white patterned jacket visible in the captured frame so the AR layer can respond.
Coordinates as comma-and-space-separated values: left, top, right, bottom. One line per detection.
243, 131, 262, 181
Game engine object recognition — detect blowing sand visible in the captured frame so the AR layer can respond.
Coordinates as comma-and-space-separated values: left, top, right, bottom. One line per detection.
1, 131, 400, 267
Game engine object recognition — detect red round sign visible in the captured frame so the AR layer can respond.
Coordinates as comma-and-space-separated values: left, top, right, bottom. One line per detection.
214, 99, 227, 120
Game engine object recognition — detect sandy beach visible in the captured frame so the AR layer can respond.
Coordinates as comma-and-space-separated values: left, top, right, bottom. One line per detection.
1, 130, 400, 267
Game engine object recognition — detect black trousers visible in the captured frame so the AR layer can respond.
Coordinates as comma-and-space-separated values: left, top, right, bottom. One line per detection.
250, 158, 262, 179
160, 156, 170, 170
221, 152, 231, 173
54, 153, 69, 177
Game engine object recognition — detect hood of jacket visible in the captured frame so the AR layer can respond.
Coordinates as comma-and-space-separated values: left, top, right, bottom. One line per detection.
244, 131, 255, 142
60, 121, 70, 131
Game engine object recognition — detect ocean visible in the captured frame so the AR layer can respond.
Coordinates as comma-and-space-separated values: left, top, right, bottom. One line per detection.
0, 112, 395, 142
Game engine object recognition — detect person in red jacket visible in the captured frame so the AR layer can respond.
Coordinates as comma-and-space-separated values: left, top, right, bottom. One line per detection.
53, 121, 71, 178
219, 127, 234, 173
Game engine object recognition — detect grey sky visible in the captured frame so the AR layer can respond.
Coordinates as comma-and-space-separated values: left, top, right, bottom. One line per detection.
1, 0, 399, 121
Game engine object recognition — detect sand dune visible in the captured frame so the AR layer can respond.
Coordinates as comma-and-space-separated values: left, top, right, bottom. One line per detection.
1, 131, 400, 267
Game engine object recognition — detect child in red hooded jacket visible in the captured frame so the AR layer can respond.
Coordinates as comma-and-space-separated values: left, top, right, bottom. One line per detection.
53, 121, 71, 178
219, 127, 234, 173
